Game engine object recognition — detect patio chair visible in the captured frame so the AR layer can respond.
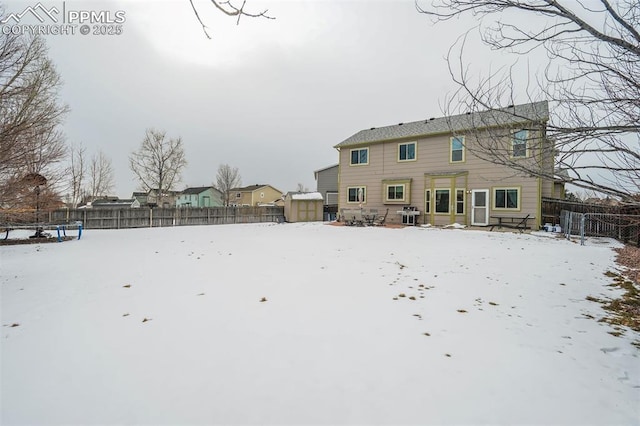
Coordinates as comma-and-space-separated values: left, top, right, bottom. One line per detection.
374, 209, 389, 226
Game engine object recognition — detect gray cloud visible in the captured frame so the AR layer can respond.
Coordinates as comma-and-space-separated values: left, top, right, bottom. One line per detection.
3, 0, 536, 197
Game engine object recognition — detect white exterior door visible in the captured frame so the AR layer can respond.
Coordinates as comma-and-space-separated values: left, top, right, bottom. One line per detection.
471, 189, 489, 226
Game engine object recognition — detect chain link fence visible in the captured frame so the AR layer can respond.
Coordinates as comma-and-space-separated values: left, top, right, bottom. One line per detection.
561, 210, 640, 246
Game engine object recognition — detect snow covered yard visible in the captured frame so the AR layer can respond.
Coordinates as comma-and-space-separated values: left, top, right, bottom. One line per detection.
1, 223, 638, 425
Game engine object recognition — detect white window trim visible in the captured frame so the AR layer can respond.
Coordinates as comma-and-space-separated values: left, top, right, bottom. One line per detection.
425, 189, 431, 214
385, 183, 406, 202
455, 188, 465, 215
450, 136, 465, 163
434, 188, 451, 215
512, 130, 529, 158
397, 141, 417, 162
347, 186, 367, 204
349, 148, 369, 166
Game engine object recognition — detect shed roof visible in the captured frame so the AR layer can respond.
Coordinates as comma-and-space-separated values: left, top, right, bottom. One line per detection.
288, 192, 324, 201
334, 101, 548, 148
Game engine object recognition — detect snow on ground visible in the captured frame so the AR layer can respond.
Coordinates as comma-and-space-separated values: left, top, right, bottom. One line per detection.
1, 223, 638, 425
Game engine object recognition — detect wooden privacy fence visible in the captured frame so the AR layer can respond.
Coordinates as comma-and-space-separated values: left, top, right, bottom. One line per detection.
47, 206, 285, 230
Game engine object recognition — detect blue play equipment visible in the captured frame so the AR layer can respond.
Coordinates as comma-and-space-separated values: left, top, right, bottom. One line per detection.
55, 223, 83, 242
2, 222, 83, 242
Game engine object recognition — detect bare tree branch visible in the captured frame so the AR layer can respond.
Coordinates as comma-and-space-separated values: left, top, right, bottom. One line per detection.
89, 150, 115, 200
129, 129, 187, 207
67, 143, 86, 208
0, 30, 69, 211
214, 164, 241, 206
418, 0, 640, 203
189, 0, 274, 39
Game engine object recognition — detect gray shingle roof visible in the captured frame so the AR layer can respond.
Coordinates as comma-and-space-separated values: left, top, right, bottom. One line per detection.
231, 184, 268, 192
334, 101, 548, 148
182, 186, 215, 195
92, 199, 136, 206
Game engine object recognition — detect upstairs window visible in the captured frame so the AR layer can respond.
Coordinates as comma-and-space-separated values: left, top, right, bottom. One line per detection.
512, 130, 528, 158
398, 142, 416, 162
451, 136, 465, 163
350, 148, 369, 165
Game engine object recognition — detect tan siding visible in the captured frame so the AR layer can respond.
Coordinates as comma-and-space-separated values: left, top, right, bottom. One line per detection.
339, 128, 546, 227
255, 187, 283, 205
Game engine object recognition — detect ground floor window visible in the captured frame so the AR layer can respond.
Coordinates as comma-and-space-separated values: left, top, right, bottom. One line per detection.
386, 184, 405, 202
435, 189, 450, 214
382, 179, 411, 204
456, 189, 465, 214
347, 186, 366, 203
494, 188, 519, 209
425, 190, 431, 214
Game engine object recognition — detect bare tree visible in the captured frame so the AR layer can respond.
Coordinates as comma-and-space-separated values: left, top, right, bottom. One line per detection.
189, 0, 274, 39
88, 150, 115, 200
296, 183, 308, 192
67, 143, 86, 208
0, 30, 69, 210
215, 164, 242, 206
418, 0, 640, 202
129, 129, 187, 207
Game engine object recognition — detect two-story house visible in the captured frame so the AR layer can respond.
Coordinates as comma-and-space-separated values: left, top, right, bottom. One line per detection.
229, 184, 283, 206
146, 189, 179, 208
176, 186, 223, 208
334, 101, 556, 228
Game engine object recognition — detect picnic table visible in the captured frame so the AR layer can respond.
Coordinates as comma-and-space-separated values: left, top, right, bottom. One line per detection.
489, 214, 532, 233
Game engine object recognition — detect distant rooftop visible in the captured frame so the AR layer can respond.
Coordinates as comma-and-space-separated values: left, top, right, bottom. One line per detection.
181, 186, 217, 195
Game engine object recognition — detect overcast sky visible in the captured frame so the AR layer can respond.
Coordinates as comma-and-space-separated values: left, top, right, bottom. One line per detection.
4, 0, 544, 197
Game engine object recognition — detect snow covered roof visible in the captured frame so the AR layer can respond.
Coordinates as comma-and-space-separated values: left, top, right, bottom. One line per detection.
288, 192, 323, 201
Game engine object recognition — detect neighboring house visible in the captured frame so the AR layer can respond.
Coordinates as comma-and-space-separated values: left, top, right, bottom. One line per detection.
90, 198, 141, 209
314, 164, 338, 206
131, 192, 148, 206
284, 192, 324, 222
229, 184, 283, 207
334, 101, 557, 228
146, 189, 179, 208
176, 186, 223, 208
